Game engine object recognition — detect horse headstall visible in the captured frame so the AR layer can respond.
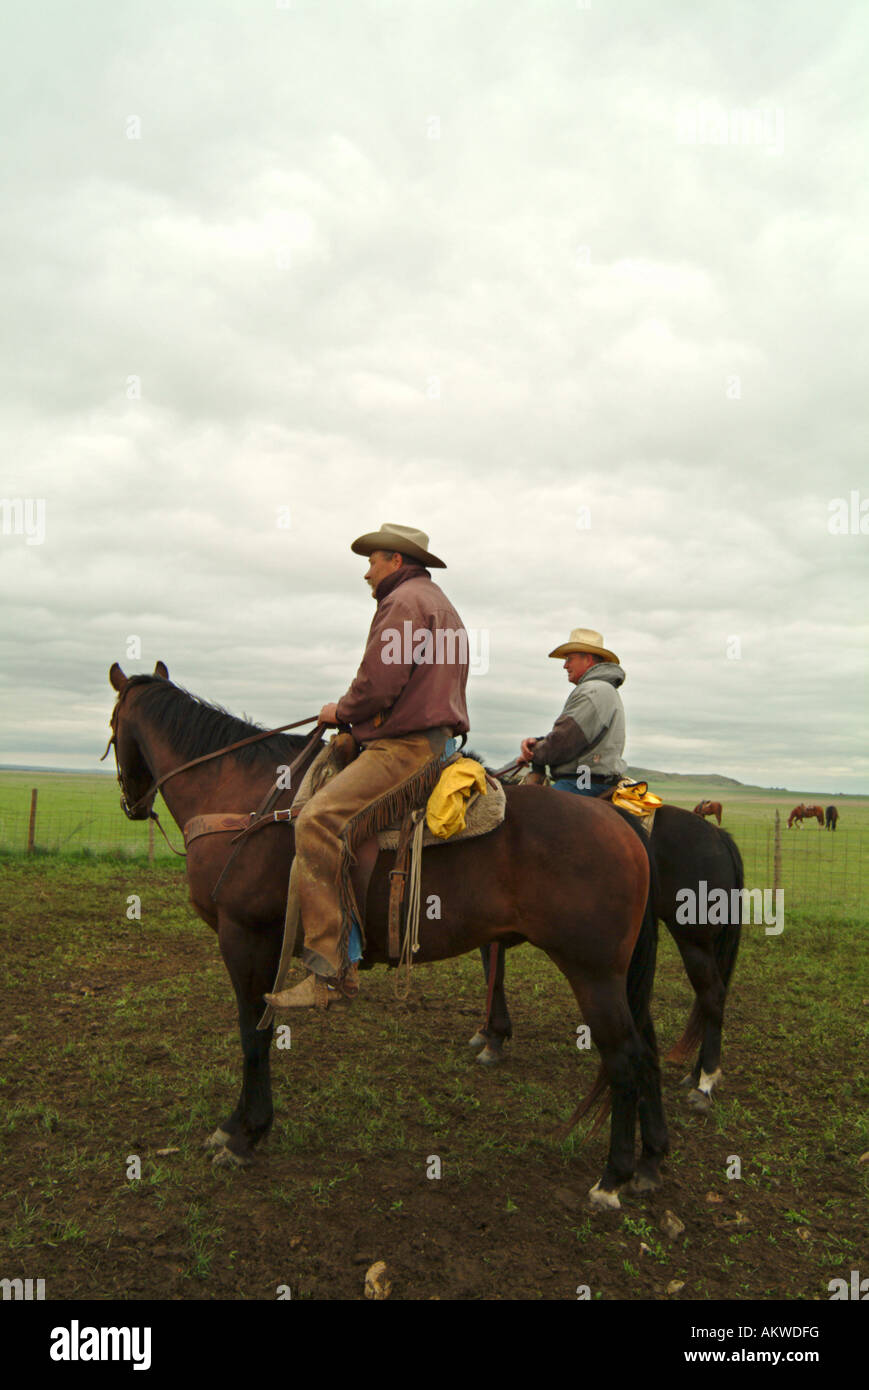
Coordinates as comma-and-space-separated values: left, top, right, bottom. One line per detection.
100, 684, 154, 820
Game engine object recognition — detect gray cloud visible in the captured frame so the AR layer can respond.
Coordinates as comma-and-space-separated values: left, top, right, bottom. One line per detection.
1, 0, 866, 792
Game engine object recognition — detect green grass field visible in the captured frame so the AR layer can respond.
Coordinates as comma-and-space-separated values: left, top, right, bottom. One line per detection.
0, 770, 178, 859
0, 853, 866, 1300
2, 769, 866, 914
1, 768, 866, 1300
640, 780, 868, 918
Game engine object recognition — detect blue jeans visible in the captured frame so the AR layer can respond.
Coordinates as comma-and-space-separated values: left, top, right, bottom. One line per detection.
346, 734, 460, 963
552, 777, 612, 798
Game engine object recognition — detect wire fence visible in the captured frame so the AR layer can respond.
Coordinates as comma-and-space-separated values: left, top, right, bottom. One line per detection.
0, 782, 179, 861
1, 783, 866, 910
719, 813, 865, 913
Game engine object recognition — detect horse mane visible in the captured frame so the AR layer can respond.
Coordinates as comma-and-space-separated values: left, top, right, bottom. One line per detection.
122, 675, 314, 769
463, 747, 493, 772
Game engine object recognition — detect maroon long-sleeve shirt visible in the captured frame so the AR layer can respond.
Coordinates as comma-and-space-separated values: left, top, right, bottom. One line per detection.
335, 565, 470, 744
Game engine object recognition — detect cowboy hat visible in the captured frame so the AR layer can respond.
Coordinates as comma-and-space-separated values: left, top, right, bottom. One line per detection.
350, 523, 446, 568
548, 627, 619, 663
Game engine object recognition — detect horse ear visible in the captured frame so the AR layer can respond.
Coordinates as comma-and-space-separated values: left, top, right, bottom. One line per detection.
154, 661, 169, 680
110, 663, 127, 692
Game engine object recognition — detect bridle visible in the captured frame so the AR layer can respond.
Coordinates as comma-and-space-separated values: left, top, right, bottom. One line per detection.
101, 683, 152, 820
101, 681, 322, 822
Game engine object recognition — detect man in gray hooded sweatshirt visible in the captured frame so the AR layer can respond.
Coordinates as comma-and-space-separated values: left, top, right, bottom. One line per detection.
519, 628, 627, 796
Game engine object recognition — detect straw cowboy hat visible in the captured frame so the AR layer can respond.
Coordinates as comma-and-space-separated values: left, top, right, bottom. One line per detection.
350, 522, 446, 569
548, 627, 620, 664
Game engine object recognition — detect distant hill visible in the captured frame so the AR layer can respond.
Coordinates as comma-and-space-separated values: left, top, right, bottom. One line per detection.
626, 768, 863, 799
628, 767, 746, 788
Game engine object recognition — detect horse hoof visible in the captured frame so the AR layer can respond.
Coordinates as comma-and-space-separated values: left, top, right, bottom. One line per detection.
679, 1073, 696, 1089
476, 1044, 504, 1066
211, 1145, 252, 1170
203, 1127, 232, 1151
630, 1171, 663, 1194
468, 1030, 488, 1053
687, 1088, 713, 1113
588, 1181, 621, 1212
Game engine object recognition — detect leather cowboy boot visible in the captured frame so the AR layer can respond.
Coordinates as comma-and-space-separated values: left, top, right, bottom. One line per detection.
265, 962, 359, 1011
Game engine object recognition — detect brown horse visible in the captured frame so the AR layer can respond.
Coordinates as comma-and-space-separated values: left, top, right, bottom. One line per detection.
693, 800, 722, 825
826, 805, 839, 831
106, 663, 668, 1209
473, 803, 743, 1111
788, 803, 824, 828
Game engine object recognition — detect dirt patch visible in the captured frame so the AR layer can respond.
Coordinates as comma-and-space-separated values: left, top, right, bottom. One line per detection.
1, 861, 866, 1300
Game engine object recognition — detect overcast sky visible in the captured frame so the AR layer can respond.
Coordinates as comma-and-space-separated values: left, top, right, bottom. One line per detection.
1, 0, 866, 793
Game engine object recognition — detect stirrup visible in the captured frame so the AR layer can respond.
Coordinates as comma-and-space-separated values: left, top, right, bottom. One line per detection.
265, 965, 358, 1011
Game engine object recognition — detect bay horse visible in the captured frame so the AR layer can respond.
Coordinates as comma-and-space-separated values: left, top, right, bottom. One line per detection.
826, 805, 839, 831
693, 800, 722, 825
107, 663, 668, 1209
473, 803, 743, 1111
788, 803, 824, 828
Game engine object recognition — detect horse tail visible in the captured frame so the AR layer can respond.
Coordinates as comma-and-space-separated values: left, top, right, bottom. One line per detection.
668, 826, 743, 1061
561, 813, 659, 1139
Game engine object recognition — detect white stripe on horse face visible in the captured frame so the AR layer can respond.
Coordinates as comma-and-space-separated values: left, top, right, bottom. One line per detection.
698, 1068, 722, 1095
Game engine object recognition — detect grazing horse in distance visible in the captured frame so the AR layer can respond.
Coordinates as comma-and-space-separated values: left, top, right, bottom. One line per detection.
825, 805, 839, 831
788, 803, 824, 828
693, 800, 722, 825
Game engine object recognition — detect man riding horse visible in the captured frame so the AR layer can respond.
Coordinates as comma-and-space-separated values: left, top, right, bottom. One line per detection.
266, 523, 469, 1011
519, 628, 627, 795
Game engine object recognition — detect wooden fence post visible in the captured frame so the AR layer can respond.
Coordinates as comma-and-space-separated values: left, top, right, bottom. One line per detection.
773, 809, 781, 898
27, 788, 38, 852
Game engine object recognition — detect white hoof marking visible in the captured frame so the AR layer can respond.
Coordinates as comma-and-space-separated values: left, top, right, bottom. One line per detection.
588, 1181, 621, 1211
698, 1068, 722, 1096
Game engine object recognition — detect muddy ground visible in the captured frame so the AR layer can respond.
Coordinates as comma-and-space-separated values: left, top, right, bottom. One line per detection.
1, 859, 866, 1301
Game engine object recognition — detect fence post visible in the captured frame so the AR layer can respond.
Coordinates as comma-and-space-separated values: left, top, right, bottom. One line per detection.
773, 809, 781, 898
27, 788, 38, 852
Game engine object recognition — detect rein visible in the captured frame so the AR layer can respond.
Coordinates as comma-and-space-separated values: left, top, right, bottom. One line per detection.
103, 683, 326, 872
102, 699, 323, 815
491, 758, 522, 779
208, 724, 325, 902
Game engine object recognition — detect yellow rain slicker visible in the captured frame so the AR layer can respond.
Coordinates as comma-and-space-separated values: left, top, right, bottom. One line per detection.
609, 780, 663, 816
426, 758, 488, 839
